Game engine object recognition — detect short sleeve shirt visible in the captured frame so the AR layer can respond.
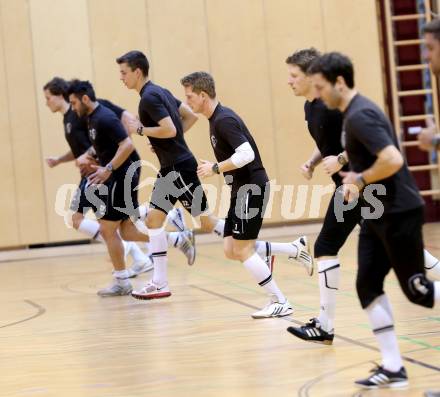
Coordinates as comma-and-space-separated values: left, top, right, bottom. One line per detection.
138, 81, 194, 168
87, 104, 133, 173
304, 98, 346, 185
208, 103, 268, 196
343, 94, 424, 213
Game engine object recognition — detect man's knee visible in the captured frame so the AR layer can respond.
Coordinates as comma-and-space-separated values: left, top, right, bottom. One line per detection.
224, 246, 236, 260
314, 235, 339, 258
232, 244, 253, 262
356, 277, 383, 309
404, 273, 435, 308
146, 209, 167, 229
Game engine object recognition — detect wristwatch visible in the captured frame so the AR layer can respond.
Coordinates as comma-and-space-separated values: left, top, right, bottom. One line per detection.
136, 125, 144, 136
212, 163, 220, 174
337, 153, 348, 166
105, 163, 113, 173
432, 135, 440, 150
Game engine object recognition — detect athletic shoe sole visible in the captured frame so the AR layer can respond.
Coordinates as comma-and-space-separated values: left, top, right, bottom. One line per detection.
251, 308, 293, 319
188, 231, 196, 266
131, 291, 172, 300
357, 381, 409, 390
286, 326, 334, 345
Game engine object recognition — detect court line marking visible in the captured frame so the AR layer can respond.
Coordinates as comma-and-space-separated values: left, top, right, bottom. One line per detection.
0, 300, 46, 329
188, 284, 440, 397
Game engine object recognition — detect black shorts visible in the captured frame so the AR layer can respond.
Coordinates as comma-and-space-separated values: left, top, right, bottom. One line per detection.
356, 206, 433, 309
150, 157, 208, 217
224, 184, 269, 241
70, 177, 95, 215
314, 186, 362, 257
70, 169, 140, 222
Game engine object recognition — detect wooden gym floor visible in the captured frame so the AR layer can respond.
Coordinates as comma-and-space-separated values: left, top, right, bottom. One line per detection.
1, 223, 439, 397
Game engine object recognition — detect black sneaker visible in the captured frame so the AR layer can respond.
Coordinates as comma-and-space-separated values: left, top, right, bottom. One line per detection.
355, 365, 408, 389
286, 318, 334, 345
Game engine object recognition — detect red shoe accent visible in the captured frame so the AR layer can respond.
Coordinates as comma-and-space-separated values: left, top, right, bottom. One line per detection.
131, 291, 172, 300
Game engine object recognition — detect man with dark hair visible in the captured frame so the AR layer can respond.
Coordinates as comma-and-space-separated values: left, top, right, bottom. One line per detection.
180, 71, 314, 318
44, 77, 154, 277
309, 51, 440, 389
44, 77, 190, 278
117, 51, 307, 300
284, 48, 362, 344
116, 50, 230, 300
66, 80, 193, 296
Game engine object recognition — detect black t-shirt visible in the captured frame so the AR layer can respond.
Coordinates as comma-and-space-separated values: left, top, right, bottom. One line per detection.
209, 103, 268, 196
343, 94, 424, 213
63, 107, 91, 158
304, 98, 346, 185
138, 81, 194, 168
63, 99, 127, 157
87, 104, 134, 173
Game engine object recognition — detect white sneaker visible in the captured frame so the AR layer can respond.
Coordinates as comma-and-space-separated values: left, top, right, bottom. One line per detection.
97, 280, 132, 297
251, 297, 293, 319
179, 230, 196, 265
167, 207, 187, 231
126, 257, 154, 278
289, 236, 314, 276
131, 280, 171, 300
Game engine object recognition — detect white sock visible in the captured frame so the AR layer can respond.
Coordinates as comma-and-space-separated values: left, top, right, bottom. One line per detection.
150, 228, 168, 286
213, 219, 225, 237
138, 205, 148, 221
127, 242, 147, 263
254, 240, 271, 258
317, 258, 340, 333
122, 241, 130, 259
144, 242, 152, 255
243, 252, 285, 302
113, 269, 131, 287
78, 219, 104, 242
366, 294, 402, 372
255, 241, 298, 257
435, 281, 440, 304
425, 249, 440, 281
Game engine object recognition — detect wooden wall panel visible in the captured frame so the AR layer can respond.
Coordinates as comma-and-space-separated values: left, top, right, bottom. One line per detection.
321, 0, 385, 109
205, 0, 284, 223
87, 0, 150, 111
263, 0, 331, 221
0, 6, 20, 247
147, 0, 223, 224
87, 0, 154, 211
0, 0, 48, 244
29, 0, 93, 242
0, 0, 387, 247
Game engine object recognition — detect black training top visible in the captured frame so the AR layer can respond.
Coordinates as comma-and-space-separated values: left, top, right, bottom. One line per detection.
87, 104, 134, 173
63, 106, 91, 158
63, 99, 123, 156
138, 81, 194, 168
343, 94, 424, 213
63, 99, 140, 163
208, 103, 268, 197
304, 98, 347, 185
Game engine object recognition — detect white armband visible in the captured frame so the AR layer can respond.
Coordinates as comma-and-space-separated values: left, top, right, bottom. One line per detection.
230, 142, 255, 168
